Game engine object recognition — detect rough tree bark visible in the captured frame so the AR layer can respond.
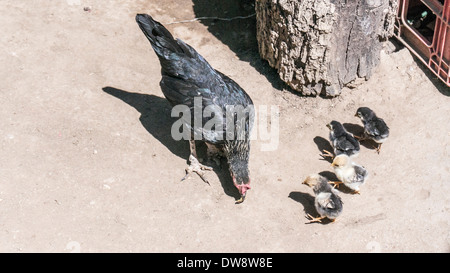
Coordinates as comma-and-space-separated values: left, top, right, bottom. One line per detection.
256, 0, 398, 96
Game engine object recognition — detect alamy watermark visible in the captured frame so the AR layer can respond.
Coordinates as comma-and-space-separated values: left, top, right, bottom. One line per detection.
170, 97, 279, 151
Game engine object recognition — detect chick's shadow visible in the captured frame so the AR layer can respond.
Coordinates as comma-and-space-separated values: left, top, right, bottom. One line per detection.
102, 86, 240, 199
343, 123, 377, 151
288, 191, 315, 216
288, 191, 334, 225
313, 136, 333, 163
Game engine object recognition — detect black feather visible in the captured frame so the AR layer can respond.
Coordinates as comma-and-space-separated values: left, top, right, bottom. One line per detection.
136, 14, 254, 185
353, 164, 369, 183
329, 120, 360, 157
356, 107, 389, 143
312, 176, 343, 219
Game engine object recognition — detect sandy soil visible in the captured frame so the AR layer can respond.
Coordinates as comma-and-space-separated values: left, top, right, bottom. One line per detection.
0, 0, 449, 253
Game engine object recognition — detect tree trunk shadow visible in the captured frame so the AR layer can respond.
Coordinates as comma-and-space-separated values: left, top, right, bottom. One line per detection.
191, 0, 287, 91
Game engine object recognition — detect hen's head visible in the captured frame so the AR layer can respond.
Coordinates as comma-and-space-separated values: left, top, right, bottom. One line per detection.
224, 138, 251, 204
229, 157, 251, 201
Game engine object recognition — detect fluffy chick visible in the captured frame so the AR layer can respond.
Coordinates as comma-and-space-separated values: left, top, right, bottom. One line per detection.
302, 174, 343, 223
331, 154, 369, 194
322, 120, 360, 159
355, 107, 389, 154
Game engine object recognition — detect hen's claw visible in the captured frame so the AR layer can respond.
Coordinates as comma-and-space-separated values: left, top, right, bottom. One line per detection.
181, 155, 213, 185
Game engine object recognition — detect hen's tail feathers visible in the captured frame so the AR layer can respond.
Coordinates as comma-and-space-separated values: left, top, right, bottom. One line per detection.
136, 14, 183, 57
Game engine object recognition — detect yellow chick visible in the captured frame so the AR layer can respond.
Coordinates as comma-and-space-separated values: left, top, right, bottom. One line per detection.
331, 154, 369, 194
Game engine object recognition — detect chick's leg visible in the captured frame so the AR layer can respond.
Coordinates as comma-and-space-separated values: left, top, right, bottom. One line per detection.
306, 213, 326, 223
328, 181, 343, 188
321, 149, 334, 158
181, 140, 213, 185
375, 143, 382, 154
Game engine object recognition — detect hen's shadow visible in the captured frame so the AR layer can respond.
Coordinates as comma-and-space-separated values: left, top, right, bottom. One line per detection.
102, 86, 240, 199
102, 86, 188, 159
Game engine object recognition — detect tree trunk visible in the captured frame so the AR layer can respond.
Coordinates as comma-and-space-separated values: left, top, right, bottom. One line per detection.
256, 0, 398, 96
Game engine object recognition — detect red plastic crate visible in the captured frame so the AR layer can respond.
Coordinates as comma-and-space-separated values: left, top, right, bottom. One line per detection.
394, 0, 450, 87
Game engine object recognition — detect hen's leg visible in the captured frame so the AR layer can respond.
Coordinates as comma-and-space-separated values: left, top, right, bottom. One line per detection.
181, 140, 213, 184
205, 142, 223, 167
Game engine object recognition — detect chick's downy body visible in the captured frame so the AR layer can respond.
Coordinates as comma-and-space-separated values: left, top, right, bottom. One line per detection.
303, 174, 343, 223
355, 107, 389, 153
332, 155, 368, 194
136, 14, 254, 202
325, 120, 360, 158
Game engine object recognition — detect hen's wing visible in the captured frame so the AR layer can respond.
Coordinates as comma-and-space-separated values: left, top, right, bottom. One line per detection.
137, 14, 253, 145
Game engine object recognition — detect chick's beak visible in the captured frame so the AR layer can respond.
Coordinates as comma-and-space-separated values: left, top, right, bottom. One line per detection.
326, 123, 331, 129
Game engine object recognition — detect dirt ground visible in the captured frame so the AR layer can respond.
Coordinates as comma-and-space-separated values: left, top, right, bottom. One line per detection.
1, 0, 449, 253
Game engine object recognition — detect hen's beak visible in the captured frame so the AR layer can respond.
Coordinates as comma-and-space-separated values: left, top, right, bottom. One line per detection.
235, 194, 246, 204
326, 123, 331, 129
235, 185, 250, 204
232, 177, 251, 204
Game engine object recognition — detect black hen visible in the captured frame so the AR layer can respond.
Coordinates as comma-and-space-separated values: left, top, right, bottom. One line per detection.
135, 14, 254, 203
355, 107, 389, 153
